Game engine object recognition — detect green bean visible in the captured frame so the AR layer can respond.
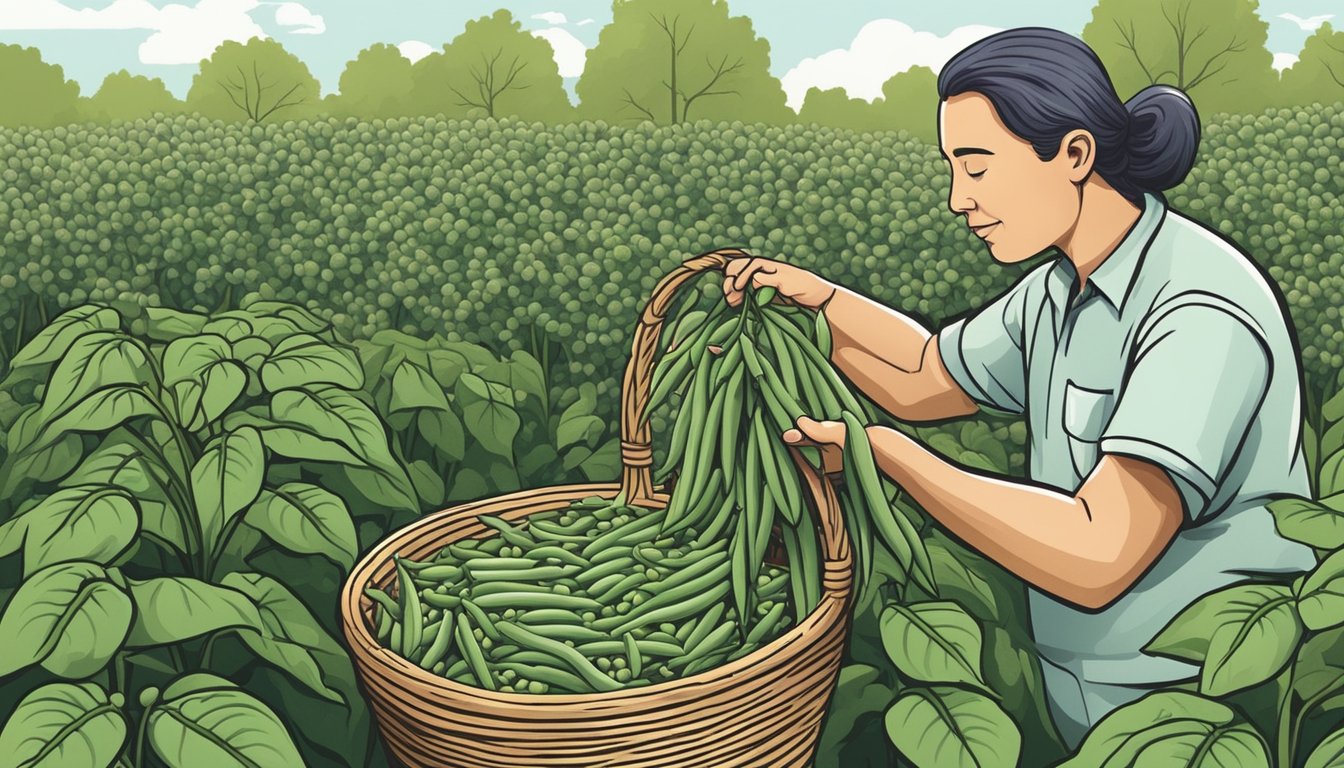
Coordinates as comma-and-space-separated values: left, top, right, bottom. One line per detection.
466, 581, 555, 597
624, 633, 643, 677
444, 658, 468, 678
620, 549, 730, 620
603, 579, 732, 636
518, 622, 611, 644
528, 520, 591, 543
683, 648, 733, 677
588, 571, 627, 596
412, 564, 463, 583
495, 661, 588, 694
461, 557, 537, 572
472, 565, 581, 582
419, 611, 457, 669
471, 591, 603, 611
515, 608, 586, 626
445, 543, 491, 561
375, 604, 393, 643
495, 620, 621, 693
594, 571, 648, 604
677, 621, 738, 669
746, 602, 786, 645
460, 598, 502, 643
364, 588, 402, 621
575, 555, 637, 585
525, 545, 590, 567
681, 602, 726, 655
395, 558, 423, 657
476, 514, 535, 548
455, 612, 496, 690
421, 590, 463, 610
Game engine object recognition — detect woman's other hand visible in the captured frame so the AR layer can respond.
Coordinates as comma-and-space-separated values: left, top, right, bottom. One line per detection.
782, 416, 848, 474
722, 255, 837, 310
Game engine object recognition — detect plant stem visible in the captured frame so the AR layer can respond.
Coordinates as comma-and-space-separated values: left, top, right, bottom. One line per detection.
168, 644, 186, 673
200, 633, 218, 670
1278, 671, 1296, 768
133, 706, 152, 767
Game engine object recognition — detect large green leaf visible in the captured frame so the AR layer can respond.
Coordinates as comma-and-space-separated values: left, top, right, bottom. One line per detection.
879, 601, 991, 693
1145, 584, 1295, 664
260, 333, 362, 392
147, 673, 304, 768
0, 485, 139, 576
579, 437, 622, 483
1300, 550, 1344, 631
388, 359, 450, 413
1198, 586, 1302, 696
1269, 496, 1344, 550
407, 459, 446, 506
885, 686, 1019, 768
1305, 729, 1344, 768
27, 386, 159, 455
162, 334, 247, 432
269, 386, 401, 473
0, 561, 132, 679
417, 408, 465, 463
7, 305, 121, 372
220, 573, 347, 703
242, 300, 331, 335
557, 414, 604, 451
124, 576, 264, 647
64, 437, 185, 554
243, 483, 357, 569
1058, 692, 1267, 767
1293, 628, 1344, 704
816, 664, 893, 768
455, 372, 519, 457
143, 306, 210, 342
36, 332, 156, 425
190, 427, 265, 557
1323, 452, 1344, 498
0, 429, 83, 499
201, 314, 254, 342
926, 536, 999, 622
0, 682, 128, 768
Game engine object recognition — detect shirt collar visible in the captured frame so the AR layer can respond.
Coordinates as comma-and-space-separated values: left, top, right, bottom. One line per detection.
1046, 192, 1166, 315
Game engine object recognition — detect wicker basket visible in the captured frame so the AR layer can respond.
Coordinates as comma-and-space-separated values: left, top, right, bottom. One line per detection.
339, 248, 856, 767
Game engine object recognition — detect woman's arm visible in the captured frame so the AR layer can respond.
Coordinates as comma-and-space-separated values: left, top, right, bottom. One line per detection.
866, 425, 1184, 610
822, 286, 981, 422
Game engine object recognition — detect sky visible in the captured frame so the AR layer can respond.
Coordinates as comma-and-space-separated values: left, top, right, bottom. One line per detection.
0, 0, 1338, 109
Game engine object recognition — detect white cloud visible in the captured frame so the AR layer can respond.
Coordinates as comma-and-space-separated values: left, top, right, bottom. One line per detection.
1273, 51, 1300, 71
532, 11, 567, 26
0, 0, 316, 65
576, 18, 595, 26
780, 20, 1001, 112
397, 40, 435, 64
139, 0, 266, 64
1278, 13, 1333, 31
275, 1, 323, 34
531, 26, 587, 78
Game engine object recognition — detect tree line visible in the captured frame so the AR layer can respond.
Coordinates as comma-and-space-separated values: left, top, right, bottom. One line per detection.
2, 0, 1343, 141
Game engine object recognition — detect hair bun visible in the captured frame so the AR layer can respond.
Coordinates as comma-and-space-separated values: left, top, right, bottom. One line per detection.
1123, 85, 1201, 195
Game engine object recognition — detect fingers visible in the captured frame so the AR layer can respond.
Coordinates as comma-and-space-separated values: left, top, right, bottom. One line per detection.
722, 257, 779, 306
732, 258, 777, 293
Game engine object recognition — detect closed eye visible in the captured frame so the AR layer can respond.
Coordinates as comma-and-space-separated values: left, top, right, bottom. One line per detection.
968, 168, 986, 179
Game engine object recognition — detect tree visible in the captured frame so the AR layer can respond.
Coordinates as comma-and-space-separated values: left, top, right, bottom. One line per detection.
84, 70, 183, 122
795, 66, 939, 143
186, 38, 321, 123
407, 9, 573, 122
1082, 0, 1278, 118
328, 44, 415, 118
576, 0, 791, 126
1279, 23, 1344, 105
0, 44, 82, 128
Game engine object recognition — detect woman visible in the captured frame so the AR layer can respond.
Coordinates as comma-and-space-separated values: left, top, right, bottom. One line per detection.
723, 28, 1317, 750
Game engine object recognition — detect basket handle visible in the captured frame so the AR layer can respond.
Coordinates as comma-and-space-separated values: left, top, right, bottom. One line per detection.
618, 247, 839, 499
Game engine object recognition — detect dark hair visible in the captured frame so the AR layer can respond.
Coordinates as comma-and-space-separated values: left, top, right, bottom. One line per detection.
937, 27, 1200, 204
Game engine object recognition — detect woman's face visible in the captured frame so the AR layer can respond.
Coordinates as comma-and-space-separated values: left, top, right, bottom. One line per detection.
938, 92, 1083, 264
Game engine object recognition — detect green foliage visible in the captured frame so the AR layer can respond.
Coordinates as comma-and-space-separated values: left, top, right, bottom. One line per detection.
797, 67, 939, 143
1082, 0, 1279, 118
84, 71, 183, 123
577, 0, 792, 125
1279, 23, 1344, 108
0, 300, 398, 768
407, 9, 574, 122
185, 39, 321, 123
0, 44, 82, 129
328, 44, 415, 119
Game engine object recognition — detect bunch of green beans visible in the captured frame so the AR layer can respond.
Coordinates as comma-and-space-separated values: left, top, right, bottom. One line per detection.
646, 282, 935, 613
364, 494, 796, 694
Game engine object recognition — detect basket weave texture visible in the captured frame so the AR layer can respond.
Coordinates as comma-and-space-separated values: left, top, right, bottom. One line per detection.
339, 249, 856, 767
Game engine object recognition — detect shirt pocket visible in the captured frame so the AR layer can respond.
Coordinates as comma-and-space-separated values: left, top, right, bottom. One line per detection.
1062, 379, 1117, 479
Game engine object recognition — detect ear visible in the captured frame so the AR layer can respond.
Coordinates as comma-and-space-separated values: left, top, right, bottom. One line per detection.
1060, 129, 1096, 183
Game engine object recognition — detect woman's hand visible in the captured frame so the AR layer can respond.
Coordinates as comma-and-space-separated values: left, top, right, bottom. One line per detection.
782, 416, 848, 474
722, 256, 837, 310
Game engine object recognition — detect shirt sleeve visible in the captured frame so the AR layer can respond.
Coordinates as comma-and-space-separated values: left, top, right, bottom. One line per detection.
936, 278, 1031, 416
1098, 303, 1271, 523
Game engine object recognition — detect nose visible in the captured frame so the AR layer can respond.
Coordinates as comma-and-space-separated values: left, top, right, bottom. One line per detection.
949, 176, 975, 215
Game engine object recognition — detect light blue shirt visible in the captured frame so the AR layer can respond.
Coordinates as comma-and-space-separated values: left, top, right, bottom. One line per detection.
936, 192, 1316, 746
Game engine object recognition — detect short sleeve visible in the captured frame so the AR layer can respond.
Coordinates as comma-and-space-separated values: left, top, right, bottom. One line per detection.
1098, 304, 1271, 522
937, 279, 1030, 415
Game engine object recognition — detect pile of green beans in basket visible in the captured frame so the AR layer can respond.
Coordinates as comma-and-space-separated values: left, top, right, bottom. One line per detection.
363, 281, 934, 694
